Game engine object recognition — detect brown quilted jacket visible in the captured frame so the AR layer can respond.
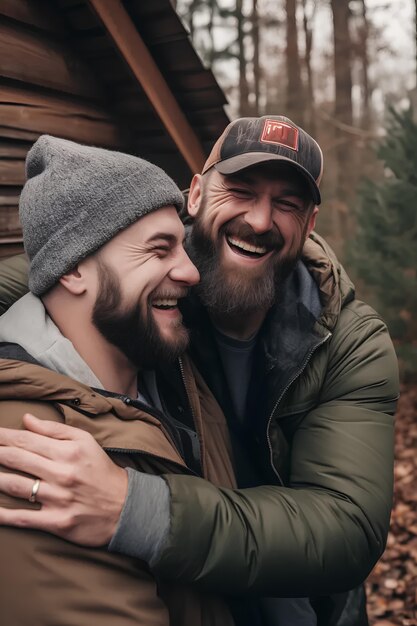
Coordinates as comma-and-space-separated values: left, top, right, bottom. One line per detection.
0, 352, 236, 626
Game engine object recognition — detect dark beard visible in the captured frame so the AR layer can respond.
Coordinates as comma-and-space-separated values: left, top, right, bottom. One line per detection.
187, 220, 302, 317
92, 262, 189, 370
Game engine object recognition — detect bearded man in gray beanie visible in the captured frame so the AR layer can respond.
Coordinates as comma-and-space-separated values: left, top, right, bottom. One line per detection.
0, 135, 238, 626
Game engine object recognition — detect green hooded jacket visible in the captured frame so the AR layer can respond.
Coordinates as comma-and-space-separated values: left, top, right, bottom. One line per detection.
151, 232, 398, 602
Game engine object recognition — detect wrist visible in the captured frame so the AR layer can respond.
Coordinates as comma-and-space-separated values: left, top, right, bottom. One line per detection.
108, 469, 170, 561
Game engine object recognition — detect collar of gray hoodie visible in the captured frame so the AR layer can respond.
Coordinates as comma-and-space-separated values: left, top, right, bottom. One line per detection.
0, 291, 103, 389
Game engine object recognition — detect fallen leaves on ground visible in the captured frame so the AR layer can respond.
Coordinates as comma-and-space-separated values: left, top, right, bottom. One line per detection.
366, 383, 417, 625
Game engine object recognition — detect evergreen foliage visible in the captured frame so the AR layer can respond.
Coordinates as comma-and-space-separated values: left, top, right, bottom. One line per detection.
350, 109, 417, 375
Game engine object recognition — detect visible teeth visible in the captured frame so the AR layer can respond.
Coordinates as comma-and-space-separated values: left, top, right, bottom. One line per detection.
153, 299, 177, 307
227, 236, 267, 255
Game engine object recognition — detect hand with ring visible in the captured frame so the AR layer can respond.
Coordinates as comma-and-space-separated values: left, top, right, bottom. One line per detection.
0, 413, 128, 546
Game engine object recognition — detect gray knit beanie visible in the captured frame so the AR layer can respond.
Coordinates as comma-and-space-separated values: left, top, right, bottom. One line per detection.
19, 135, 184, 295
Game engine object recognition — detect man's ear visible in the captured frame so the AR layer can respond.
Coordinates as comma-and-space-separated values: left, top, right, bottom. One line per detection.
187, 174, 203, 218
306, 206, 319, 238
59, 265, 87, 295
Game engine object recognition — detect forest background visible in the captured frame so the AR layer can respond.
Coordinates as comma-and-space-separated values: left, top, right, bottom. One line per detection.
175, 0, 417, 381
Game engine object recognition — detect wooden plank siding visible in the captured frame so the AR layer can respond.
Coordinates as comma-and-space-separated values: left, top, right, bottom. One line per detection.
0, 20, 102, 98
0, 0, 229, 256
0, 186, 23, 256
0, 3, 126, 253
0, 0, 68, 34
0, 85, 125, 146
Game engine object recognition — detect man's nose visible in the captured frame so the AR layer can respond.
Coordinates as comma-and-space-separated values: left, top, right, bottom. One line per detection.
244, 199, 273, 234
169, 251, 200, 286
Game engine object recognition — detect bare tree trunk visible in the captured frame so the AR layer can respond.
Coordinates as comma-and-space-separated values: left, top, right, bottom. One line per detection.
252, 0, 261, 115
331, 0, 353, 127
286, 0, 304, 125
414, 0, 417, 89
330, 0, 354, 235
207, 0, 216, 67
358, 0, 371, 128
237, 0, 251, 115
301, 0, 316, 134
187, 0, 201, 42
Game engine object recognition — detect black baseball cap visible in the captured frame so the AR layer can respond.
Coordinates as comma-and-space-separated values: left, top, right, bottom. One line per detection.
202, 115, 323, 205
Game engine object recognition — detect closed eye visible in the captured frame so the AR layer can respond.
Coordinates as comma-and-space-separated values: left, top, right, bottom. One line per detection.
228, 187, 253, 198
275, 198, 307, 212
152, 245, 171, 256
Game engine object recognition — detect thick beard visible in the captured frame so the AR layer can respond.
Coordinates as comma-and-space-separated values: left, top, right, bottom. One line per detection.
92, 262, 189, 370
188, 220, 303, 317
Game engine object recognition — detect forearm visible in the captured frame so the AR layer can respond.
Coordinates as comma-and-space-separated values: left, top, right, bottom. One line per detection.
109, 418, 392, 598
153, 472, 389, 596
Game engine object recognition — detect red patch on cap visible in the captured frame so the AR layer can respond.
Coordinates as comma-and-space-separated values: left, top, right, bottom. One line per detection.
260, 119, 299, 151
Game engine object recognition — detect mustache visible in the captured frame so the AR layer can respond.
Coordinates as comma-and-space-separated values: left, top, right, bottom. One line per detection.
222, 221, 284, 250
149, 288, 189, 301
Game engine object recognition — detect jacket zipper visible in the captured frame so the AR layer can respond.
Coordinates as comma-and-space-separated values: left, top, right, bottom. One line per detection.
97, 390, 171, 424
98, 391, 185, 461
103, 446, 196, 476
178, 356, 204, 473
178, 356, 197, 428
266, 331, 332, 485
118, 395, 181, 450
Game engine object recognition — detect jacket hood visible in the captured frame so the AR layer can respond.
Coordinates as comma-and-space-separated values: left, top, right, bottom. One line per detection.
0, 292, 103, 388
302, 231, 355, 331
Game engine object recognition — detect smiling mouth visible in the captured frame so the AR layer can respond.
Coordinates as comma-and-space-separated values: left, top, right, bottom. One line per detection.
152, 298, 179, 311
226, 235, 270, 259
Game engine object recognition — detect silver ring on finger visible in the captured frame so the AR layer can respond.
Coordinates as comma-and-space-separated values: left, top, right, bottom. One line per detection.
28, 478, 41, 504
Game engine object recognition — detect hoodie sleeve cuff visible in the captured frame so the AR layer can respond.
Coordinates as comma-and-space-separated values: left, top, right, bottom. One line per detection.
108, 467, 170, 563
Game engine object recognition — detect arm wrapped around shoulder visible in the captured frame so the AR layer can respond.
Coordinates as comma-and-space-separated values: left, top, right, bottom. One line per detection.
152, 301, 399, 597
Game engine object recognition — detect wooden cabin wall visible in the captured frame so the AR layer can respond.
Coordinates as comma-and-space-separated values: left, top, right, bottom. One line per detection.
0, 0, 229, 258
0, 0, 126, 257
